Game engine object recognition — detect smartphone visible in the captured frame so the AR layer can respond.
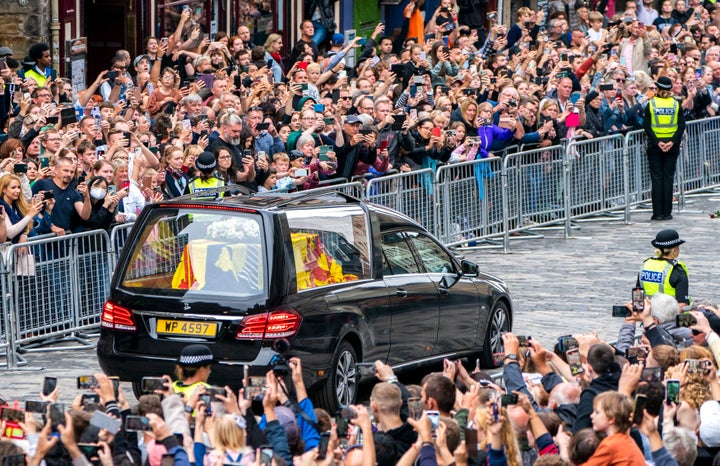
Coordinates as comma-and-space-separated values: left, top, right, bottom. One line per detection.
255, 122, 270, 131
25, 400, 48, 414
612, 304, 632, 317
78, 444, 99, 461
105, 71, 119, 82
685, 358, 711, 374
259, 446, 273, 466
464, 427, 478, 458
40, 157, 50, 169
670, 43, 678, 54
391, 113, 407, 131
359, 129, 373, 136
142, 175, 153, 191
567, 348, 584, 376
557, 335, 578, 352
491, 402, 499, 422
90, 410, 121, 434
317, 431, 331, 460
60, 107, 77, 125
206, 386, 226, 401
501, 393, 518, 406
666, 380, 680, 404
77, 375, 98, 390
626, 346, 650, 362
199, 394, 212, 414
409, 109, 418, 119
432, 127, 442, 138
81, 394, 100, 406
294, 168, 309, 177
426, 410, 440, 431
78, 175, 86, 184
560, 53, 568, 62
338, 70, 347, 79
516, 336, 531, 347
110, 377, 120, 398
632, 394, 647, 425
410, 84, 417, 97
676, 313, 697, 327
45, 116, 58, 125
121, 180, 130, 190
570, 91, 581, 105
107, 185, 117, 196
323, 117, 335, 126
631, 288, 645, 311
0, 408, 24, 423
419, 52, 426, 61
49, 403, 65, 431
641, 366, 663, 382
13, 163, 27, 174
313, 103, 325, 113
599, 84, 615, 92
356, 362, 377, 377
125, 415, 152, 432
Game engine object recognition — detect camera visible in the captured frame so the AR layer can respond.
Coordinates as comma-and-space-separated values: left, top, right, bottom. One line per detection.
269, 338, 291, 376
676, 313, 696, 327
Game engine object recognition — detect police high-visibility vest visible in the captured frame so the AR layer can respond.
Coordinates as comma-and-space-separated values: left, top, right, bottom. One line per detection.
172, 379, 210, 399
23, 67, 55, 88
189, 176, 224, 198
639, 257, 688, 298
648, 96, 679, 139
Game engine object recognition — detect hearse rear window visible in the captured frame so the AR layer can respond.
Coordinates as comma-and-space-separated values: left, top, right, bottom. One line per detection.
286, 206, 371, 290
120, 209, 265, 297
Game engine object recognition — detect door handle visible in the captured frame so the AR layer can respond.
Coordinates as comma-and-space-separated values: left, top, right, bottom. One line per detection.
395, 288, 408, 297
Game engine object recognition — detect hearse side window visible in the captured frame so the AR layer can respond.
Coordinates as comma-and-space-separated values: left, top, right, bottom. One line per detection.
381, 232, 421, 275
286, 207, 371, 290
121, 210, 265, 297
405, 232, 455, 274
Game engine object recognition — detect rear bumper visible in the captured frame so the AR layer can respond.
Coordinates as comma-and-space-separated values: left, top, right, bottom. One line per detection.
96, 333, 331, 389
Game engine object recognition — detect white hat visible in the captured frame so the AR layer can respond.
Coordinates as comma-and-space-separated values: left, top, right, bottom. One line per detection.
699, 401, 720, 447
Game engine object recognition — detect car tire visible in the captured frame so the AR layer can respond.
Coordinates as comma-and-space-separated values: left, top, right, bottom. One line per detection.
316, 341, 358, 412
480, 301, 511, 368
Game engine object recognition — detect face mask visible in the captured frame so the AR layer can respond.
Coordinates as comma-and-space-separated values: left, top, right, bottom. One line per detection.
90, 188, 107, 200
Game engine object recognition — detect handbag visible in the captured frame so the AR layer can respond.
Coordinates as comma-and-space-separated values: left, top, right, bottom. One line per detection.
16, 252, 36, 276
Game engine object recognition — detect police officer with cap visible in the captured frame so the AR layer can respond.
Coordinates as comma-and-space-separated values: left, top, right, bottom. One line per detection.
637, 229, 689, 308
172, 344, 213, 401
643, 76, 686, 221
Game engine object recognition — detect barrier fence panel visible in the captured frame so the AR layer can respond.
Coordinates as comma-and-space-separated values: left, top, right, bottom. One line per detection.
6, 235, 79, 347
682, 117, 720, 195
75, 230, 112, 330
502, 145, 566, 234
109, 223, 135, 267
566, 135, 626, 219
0, 252, 12, 368
300, 182, 365, 200
624, 130, 651, 207
434, 159, 504, 246
366, 170, 435, 233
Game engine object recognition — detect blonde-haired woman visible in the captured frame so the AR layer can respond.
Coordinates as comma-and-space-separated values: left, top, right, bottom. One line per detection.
264, 33, 285, 83
476, 402, 522, 466
0, 174, 44, 244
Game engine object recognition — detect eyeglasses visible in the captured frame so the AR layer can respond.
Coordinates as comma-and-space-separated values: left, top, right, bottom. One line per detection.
419, 126, 434, 130
648, 86, 658, 90
248, 106, 262, 112
37, 93, 52, 98
339, 96, 351, 100
45, 138, 61, 142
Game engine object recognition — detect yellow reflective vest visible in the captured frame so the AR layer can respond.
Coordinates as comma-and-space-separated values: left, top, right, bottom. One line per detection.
189, 176, 224, 198
639, 257, 688, 298
648, 96, 679, 139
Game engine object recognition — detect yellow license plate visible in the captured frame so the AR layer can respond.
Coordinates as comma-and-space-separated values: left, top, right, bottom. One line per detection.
156, 320, 217, 337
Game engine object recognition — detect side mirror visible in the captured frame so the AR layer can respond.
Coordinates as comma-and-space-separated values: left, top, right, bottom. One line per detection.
461, 259, 479, 277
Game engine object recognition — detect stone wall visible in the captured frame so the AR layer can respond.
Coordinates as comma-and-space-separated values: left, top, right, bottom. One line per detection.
0, 0, 50, 60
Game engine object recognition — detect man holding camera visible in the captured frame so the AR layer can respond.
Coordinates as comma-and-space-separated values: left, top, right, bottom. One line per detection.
31, 156, 91, 235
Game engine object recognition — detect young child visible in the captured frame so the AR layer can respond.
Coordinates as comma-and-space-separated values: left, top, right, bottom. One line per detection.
507, 7, 533, 49
583, 391, 646, 465
587, 11, 608, 51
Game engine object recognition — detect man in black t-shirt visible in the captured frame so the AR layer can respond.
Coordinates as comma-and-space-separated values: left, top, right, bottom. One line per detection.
31, 156, 91, 234
289, 20, 320, 65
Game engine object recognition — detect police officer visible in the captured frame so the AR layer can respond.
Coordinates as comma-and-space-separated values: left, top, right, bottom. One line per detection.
637, 229, 689, 308
188, 152, 224, 198
642, 76, 686, 221
173, 344, 213, 401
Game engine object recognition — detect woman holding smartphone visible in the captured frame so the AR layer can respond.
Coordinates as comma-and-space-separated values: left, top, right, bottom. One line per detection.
0, 174, 44, 244
110, 160, 145, 223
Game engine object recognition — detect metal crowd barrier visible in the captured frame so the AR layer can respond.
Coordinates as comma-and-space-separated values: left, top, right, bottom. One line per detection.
434, 160, 503, 246
366, 169, 435, 234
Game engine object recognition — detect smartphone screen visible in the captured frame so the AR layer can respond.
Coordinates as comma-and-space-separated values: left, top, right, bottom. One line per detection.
632, 394, 647, 425
632, 287, 645, 311
666, 380, 680, 404
42, 376, 57, 396
566, 349, 584, 376
317, 431, 331, 460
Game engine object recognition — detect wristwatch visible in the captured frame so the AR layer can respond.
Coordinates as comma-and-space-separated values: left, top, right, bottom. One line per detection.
503, 354, 518, 363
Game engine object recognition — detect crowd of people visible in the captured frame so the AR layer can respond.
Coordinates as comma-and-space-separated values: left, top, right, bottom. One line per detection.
0, 290, 719, 466
3, 0, 720, 241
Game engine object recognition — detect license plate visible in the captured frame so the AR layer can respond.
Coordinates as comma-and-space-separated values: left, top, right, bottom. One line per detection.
156, 320, 217, 337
